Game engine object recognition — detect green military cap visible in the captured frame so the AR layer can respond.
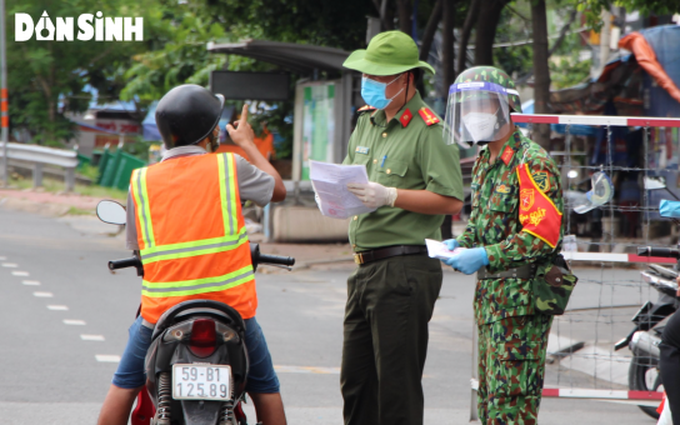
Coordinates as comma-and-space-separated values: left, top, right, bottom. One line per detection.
343, 30, 436, 76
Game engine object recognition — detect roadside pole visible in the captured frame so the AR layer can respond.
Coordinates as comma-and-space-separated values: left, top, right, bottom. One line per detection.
1, 0, 7, 187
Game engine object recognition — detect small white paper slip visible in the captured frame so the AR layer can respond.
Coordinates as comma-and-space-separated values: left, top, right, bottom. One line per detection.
425, 238, 466, 260
310, 160, 376, 219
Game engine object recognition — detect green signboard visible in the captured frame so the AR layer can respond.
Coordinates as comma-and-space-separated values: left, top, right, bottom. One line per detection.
301, 82, 335, 180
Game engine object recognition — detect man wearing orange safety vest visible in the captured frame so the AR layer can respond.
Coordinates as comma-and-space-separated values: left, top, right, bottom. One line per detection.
97, 84, 287, 425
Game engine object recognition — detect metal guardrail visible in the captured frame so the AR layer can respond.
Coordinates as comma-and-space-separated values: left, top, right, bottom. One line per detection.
0, 142, 78, 191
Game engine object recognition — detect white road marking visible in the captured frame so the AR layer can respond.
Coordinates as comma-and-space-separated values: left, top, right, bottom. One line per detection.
81, 334, 105, 341
33, 292, 53, 298
47, 305, 69, 311
95, 355, 121, 363
0, 256, 7, 261
11, 271, 29, 276
2, 263, 18, 268
63, 320, 86, 326
22, 280, 41, 286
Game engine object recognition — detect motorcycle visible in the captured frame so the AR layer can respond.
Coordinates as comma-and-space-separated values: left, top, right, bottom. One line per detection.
614, 177, 680, 419
614, 246, 679, 419
96, 200, 295, 425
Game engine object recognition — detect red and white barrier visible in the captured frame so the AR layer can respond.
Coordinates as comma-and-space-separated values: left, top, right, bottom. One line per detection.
542, 388, 663, 401
511, 112, 680, 128
562, 251, 676, 264
472, 379, 662, 405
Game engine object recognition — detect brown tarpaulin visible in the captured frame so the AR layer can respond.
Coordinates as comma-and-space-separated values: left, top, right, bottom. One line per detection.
619, 32, 680, 104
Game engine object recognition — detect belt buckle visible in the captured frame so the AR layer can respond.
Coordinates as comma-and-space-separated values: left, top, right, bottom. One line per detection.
353, 253, 364, 265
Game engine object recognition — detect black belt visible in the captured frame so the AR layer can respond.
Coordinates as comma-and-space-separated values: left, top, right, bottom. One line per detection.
354, 245, 428, 266
477, 264, 536, 279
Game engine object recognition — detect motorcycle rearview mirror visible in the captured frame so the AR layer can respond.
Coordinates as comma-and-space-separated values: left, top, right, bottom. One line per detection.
644, 176, 667, 190
96, 200, 126, 225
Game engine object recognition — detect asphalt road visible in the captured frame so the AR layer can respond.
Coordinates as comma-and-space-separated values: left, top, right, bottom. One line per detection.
0, 205, 661, 424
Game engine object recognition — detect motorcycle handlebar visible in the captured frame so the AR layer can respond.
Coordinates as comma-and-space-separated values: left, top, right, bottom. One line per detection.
258, 254, 296, 267
637, 246, 680, 258
107, 244, 295, 273
109, 257, 142, 271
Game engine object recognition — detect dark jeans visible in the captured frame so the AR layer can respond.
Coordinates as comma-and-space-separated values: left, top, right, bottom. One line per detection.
661, 311, 680, 425
340, 254, 442, 425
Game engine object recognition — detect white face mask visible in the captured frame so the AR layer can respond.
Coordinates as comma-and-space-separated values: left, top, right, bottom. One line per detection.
462, 111, 499, 142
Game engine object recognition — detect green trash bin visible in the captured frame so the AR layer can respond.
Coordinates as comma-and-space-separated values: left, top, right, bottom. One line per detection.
111, 151, 146, 191
97, 149, 146, 190
97, 150, 113, 185
99, 150, 121, 187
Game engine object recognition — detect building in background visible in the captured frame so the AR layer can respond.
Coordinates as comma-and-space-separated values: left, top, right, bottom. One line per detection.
66, 100, 142, 157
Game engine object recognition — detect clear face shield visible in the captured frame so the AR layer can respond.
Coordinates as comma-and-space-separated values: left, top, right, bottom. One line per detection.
444, 82, 515, 148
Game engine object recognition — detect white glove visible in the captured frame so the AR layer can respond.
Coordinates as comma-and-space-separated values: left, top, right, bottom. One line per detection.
347, 182, 398, 209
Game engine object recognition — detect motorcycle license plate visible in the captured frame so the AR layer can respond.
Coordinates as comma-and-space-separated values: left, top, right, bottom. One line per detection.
172, 364, 231, 401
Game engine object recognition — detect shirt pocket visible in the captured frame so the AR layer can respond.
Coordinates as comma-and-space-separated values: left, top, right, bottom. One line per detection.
376, 158, 409, 186
489, 191, 518, 213
351, 151, 373, 167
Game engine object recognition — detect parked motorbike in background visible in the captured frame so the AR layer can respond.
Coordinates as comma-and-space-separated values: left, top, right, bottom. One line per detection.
96, 200, 295, 425
614, 176, 680, 419
615, 246, 679, 419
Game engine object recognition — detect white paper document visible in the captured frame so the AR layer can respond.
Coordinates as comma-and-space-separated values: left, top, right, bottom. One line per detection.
425, 238, 466, 260
310, 160, 376, 219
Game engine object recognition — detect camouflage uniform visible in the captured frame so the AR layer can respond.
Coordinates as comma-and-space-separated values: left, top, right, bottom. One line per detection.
457, 129, 563, 424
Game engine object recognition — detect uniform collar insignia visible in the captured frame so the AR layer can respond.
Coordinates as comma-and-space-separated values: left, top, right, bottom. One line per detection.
500, 145, 514, 166
399, 108, 413, 127
499, 129, 523, 166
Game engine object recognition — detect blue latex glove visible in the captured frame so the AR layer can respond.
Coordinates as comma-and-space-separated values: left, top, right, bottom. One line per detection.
444, 247, 489, 275
443, 239, 460, 251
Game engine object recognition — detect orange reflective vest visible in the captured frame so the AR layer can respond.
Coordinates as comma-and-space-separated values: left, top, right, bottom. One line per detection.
130, 153, 256, 324
516, 163, 562, 248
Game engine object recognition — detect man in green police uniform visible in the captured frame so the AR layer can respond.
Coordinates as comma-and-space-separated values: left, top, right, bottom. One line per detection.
340, 31, 464, 425
442, 66, 570, 424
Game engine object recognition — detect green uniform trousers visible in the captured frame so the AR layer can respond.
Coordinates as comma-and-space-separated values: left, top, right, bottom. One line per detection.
341, 254, 442, 425
477, 314, 553, 425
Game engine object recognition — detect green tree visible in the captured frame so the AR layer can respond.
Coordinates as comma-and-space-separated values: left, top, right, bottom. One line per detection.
202, 0, 375, 52
578, 0, 680, 28
119, 6, 231, 104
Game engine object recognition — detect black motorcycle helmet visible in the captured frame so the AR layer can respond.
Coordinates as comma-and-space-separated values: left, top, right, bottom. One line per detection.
155, 84, 225, 149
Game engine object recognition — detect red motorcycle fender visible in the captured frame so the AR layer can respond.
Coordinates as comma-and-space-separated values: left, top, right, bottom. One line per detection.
131, 388, 155, 425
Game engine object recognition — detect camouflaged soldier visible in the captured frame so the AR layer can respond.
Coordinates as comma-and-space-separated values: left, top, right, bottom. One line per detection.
441, 66, 568, 425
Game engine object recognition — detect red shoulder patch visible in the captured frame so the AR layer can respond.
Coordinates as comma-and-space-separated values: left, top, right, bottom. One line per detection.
418, 107, 440, 126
